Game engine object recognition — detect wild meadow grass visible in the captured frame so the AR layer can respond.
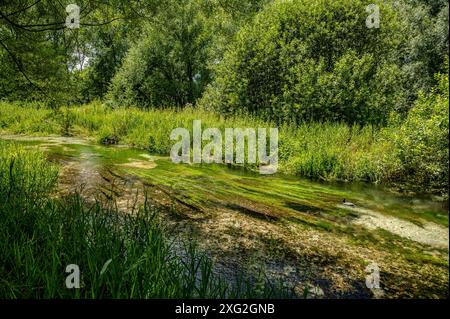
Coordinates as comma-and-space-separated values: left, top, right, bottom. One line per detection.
0, 141, 292, 298
0, 100, 446, 194
0, 141, 58, 203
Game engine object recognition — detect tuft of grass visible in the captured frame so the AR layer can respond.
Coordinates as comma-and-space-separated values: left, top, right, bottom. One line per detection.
0, 140, 59, 204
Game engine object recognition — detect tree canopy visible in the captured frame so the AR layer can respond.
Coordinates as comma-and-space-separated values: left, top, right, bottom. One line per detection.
0, 0, 448, 126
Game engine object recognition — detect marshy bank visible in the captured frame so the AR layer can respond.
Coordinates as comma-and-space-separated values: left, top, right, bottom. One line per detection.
0, 140, 293, 298
1, 135, 448, 298
0, 99, 448, 197
1, 0, 448, 301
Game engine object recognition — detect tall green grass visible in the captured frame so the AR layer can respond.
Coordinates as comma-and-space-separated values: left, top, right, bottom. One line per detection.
0, 100, 446, 194
0, 141, 292, 298
0, 140, 59, 204
0, 101, 58, 135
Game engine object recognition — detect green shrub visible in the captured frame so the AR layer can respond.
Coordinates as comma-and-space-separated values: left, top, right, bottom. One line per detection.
0, 101, 59, 135
386, 70, 449, 194
201, 0, 408, 126
56, 107, 75, 136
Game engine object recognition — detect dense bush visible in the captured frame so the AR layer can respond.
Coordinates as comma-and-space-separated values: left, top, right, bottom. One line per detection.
387, 70, 449, 194
201, 0, 412, 125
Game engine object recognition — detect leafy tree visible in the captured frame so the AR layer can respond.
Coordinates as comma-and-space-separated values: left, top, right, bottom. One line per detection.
390, 61, 449, 193
76, 18, 132, 102
0, 1, 75, 104
106, 0, 270, 108
200, 0, 420, 125
0, 0, 161, 104
107, 0, 209, 108
398, 0, 449, 103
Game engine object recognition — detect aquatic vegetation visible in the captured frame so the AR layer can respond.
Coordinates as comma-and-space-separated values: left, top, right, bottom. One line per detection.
0, 0, 447, 302
0, 141, 292, 298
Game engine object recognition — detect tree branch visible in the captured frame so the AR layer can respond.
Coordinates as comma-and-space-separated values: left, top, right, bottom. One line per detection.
1, 9, 127, 32
2, 0, 42, 18
0, 39, 48, 96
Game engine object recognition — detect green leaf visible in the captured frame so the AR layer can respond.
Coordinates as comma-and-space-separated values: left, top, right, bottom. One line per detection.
100, 259, 113, 276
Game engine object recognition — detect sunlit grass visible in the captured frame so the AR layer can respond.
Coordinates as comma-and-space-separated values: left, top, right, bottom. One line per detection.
0, 141, 293, 298
0, 101, 398, 186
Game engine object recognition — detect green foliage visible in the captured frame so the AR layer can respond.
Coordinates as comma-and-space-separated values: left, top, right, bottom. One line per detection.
56, 107, 76, 136
0, 101, 60, 134
201, 0, 411, 125
77, 25, 130, 102
107, 0, 212, 108
1, 0, 447, 112
0, 1, 97, 105
0, 0, 165, 105
1, 0, 449, 195
279, 123, 384, 182
386, 69, 449, 193
398, 0, 449, 101
3, 99, 447, 194
2, 0, 448, 300
0, 141, 58, 205
107, 0, 269, 108
0, 34, 74, 105
0, 141, 291, 298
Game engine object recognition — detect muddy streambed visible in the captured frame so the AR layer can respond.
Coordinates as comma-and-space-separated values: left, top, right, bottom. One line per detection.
1, 134, 448, 298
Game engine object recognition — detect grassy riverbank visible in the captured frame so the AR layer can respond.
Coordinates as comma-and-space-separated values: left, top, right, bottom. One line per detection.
0, 141, 291, 298
1, 136, 448, 298
1, 89, 448, 196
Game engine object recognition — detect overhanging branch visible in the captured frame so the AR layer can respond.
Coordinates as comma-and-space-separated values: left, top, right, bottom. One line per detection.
0, 39, 48, 96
